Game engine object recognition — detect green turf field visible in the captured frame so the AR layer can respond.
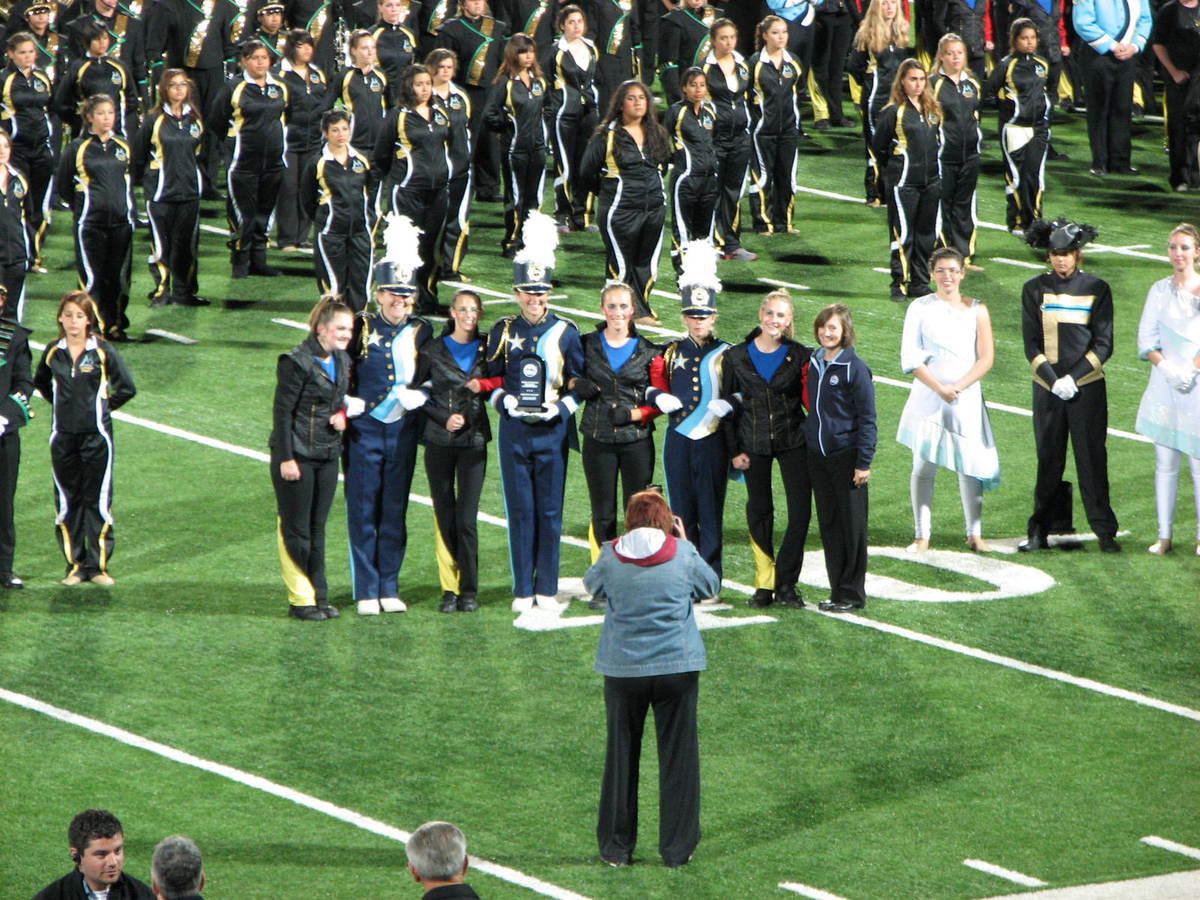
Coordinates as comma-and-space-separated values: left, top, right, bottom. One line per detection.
3, 105, 1198, 899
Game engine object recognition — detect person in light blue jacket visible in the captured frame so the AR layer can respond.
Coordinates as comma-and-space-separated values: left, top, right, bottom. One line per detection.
585, 487, 720, 870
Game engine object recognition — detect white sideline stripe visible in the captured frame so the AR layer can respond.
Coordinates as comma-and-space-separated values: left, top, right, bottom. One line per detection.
872, 266, 890, 274
1141, 836, 1200, 860
144, 328, 197, 345
443, 279, 510, 299
198, 223, 229, 237
779, 882, 850, 899
758, 277, 810, 291
963, 858, 1049, 886
652, 289, 681, 300
992, 256, 1045, 270
0, 688, 591, 900
271, 317, 308, 331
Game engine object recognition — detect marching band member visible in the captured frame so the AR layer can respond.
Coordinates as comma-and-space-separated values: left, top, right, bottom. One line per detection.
847, 0, 910, 206
543, 5, 598, 233
0, 284, 32, 590
664, 67, 717, 275
704, 18, 755, 261
747, 14, 803, 236
427, 48, 474, 281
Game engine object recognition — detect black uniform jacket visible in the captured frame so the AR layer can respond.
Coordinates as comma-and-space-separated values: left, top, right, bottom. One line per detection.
372, 18, 419, 97
933, 0, 990, 55
326, 64, 388, 151
435, 14, 508, 88
703, 51, 750, 138
33, 869, 154, 900
1021, 269, 1113, 390
985, 52, 1051, 129
301, 144, 373, 230
207, 72, 289, 162
0, 63, 54, 156
500, 0, 556, 45
34, 335, 137, 433
434, 84, 471, 175
657, 4, 721, 102
542, 36, 598, 120
147, 0, 240, 70
57, 131, 135, 221
871, 100, 942, 188
579, 325, 660, 443
63, 5, 148, 90
0, 163, 32, 265
580, 119, 666, 200
748, 49, 803, 136
847, 43, 908, 114
0, 316, 33, 431
484, 72, 547, 151
929, 69, 981, 165
374, 103, 451, 190
279, 60, 328, 154
665, 98, 717, 178
133, 105, 204, 202
269, 334, 349, 460
583, 0, 639, 59
416, 330, 492, 447
55, 54, 139, 136
722, 330, 811, 456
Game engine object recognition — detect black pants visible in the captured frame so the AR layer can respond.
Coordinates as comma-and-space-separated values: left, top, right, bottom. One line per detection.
147, 199, 200, 303
277, 147, 319, 246
810, 12, 853, 122
669, 171, 718, 272
1079, 44, 1135, 171
424, 444, 487, 597
1030, 380, 1118, 539
1000, 123, 1046, 232
389, 183, 448, 313
886, 179, 941, 297
785, 15, 815, 82
187, 66, 225, 193
228, 159, 284, 253
664, 430, 728, 580
501, 144, 546, 253
75, 217, 132, 334
439, 171, 472, 278
713, 130, 750, 253
0, 259, 27, 321
52, 430, 115, 580
0, 431, 18, 576
743, 445, 812, 592
582, 435, 655, 554
749, 131, 798, 233
598, 189, 664, 319
464, 83, 501, 198
314, 221, 373, 313
599, 671, 700, 868
938, 156, 979, 262
808, 446, 868, 607
1163, 78, 1199, 189
11, 145, 52, 266
550, 109, 597, 228
271, 451, 340, 607
862, 100, 886, 202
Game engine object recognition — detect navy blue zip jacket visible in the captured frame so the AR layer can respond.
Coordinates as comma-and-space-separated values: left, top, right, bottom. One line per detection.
803, 346, 876, 469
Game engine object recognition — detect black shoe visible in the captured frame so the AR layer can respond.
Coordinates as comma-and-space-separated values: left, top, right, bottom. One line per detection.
890, 289, 908, 303
250, 263, 282, 277
1047, 145, 1070, 161
288, 604, 326, 621
1098, 535, 1122, 553
1115, 166, 1140, 176
1019, 528, 1049, 551
1089, 167, 1107, 178
775, 585, 805, 608
457, 593, 479, 612
832, 116, 856, 127
317, 602, 340, 619
500, 245, 517, 259
439, 591, 459, 613
0, 573, 24, 589
105, 328, 132, 343
811, 118, 831, 130
819, 599, 864, 612
748, 588, 774, 608
149, 295, 171, 308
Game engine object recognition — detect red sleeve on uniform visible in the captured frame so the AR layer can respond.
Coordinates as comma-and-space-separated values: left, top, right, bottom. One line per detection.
476, 376, 503, 392
802, 360, 811, 412
649, 355, 669, 391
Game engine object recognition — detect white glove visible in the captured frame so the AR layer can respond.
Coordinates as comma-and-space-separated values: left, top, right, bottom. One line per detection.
525, 401, 560, 422
0, 415, 7, 436
398, 387, 427, 411
707, 398, 733, 418
655, 393, 683, 414
1159, 360, 1198, 393
344, 396, 366, 418
502, 393, 520, 415
1050, 376, 1078, 401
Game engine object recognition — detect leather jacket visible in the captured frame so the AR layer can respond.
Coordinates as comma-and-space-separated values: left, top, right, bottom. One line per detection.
722, 330, 811, 456
579, 327, 661, 443
418, 331, 492, 448
270, 335, 349, 460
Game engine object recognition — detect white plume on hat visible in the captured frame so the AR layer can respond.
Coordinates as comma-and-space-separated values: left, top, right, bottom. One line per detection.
679, 239, 721, 292
514, 210, 559, 269
381, 212, 424, 273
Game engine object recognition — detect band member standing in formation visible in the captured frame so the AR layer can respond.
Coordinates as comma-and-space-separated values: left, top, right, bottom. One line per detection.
0, 132, 32, 320
419, 288, 491, 612
269, 295, 352, 621
543, 5, 597, 233
929, 33, 982, 268
705, 18, 755, 261
0, 286, 33, 590
873, 58, 942, 303
575, 281, 660, 559
658, 0, 720, 104
664, 67, 716, 274
58, 94, 135, 342
329, 30, 390, 157
848, 0, 909, 206
427, 48, 474, 281
276, 29, 328, 252
372, 0, 421, 101
747, 14, 802, 236
208, 40, 289, 279
808, 0, 854, 129
34, 291, 136, 587
584, 0, 640, 115
252, 2, 288, 62
344, 217, 432, 615
581, 79, 670, 324
286, 0, 339, 73
133, 69, 206, 309
55, 22, 138, 139
724, 290, 812, 610
302, 109, 375, 311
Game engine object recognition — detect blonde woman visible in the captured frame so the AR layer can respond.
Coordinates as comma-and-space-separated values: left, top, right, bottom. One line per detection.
847, 0, 909, 205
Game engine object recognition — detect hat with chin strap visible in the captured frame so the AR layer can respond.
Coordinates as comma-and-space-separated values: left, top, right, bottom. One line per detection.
1026, 217, 1098, 253
373, 213, 423, 295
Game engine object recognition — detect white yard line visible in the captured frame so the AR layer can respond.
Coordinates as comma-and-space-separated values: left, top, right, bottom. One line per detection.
976, 869, 1200, 899
963, 858, 1048, 887
991, 257, 1045, 270
143, 328, 197, 344
1141, 836, 1200, 861
779, 882, 851, 899
0, 687, 591, 900
758, 277, 810, 291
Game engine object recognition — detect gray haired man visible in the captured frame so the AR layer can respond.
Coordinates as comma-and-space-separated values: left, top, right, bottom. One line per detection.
407, 821, 479, 898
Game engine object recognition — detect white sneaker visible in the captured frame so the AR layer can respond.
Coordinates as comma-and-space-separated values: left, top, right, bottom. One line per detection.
535, 594, 566, 612
357, 599, 381, 615
511, 596, 534, 612
379, 597, 407, 612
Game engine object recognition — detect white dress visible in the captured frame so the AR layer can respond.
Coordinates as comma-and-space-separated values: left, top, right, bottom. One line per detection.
1136, 277, 1200, 458
896, 294, 1001, 489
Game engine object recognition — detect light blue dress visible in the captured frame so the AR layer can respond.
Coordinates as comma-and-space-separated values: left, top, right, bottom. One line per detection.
1136, 277, 1200, 457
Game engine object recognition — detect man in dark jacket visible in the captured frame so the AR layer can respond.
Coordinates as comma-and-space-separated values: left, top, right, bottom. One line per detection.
34, 809, 155, 900
150, 835, 205, 900
407, 821, 480, 899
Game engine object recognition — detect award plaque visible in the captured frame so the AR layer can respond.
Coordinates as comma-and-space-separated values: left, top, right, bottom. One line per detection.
516, 353, 546, 410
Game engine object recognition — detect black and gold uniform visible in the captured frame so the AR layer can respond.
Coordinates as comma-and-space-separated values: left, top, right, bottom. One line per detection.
34, 333, 136, 582
581, 120, 666, 320
932, 0, 991, 75
326, 63, 389, 154
0, 164, 32, 320
418, 0, 454, 56
501, 0, 555, 44
54, 51, 139, 137
929, 66, 981, 263
846, 41, 907, 202
664, 96, 717, 272
285, 0, 338, 72
583, 0, 640, 113
372, 17, 419, 104
985, 50, 1050, 233
433, 80, 471, 279
657, 2, 719, 103
703, 49, 751, 257
276, 58, 328, 248
543, 35, 598, 231
56, 130, 135, 337
809, 0, 854, 126
301, 144, 374, 311
252, 26, 286, 62
747, 47, 802, 235
1020, 265, 1118, 543
0, 61, 53, 271
132, 103, 205, 306
26, 24, 61, 81
435, 9, 507, 199
207, 70, 289, 276
483, 70, 546, 256
872, 99, 942, 300
62, 2, 149, 106
0, 313, 33, 587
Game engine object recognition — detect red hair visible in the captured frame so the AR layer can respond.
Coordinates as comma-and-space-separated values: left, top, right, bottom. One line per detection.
624, 490, 673, 535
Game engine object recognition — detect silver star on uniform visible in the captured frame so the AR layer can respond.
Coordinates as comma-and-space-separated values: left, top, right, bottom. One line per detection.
672, 355, 689, 371
367, 329, 383, 347
506, 333, 526, 353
